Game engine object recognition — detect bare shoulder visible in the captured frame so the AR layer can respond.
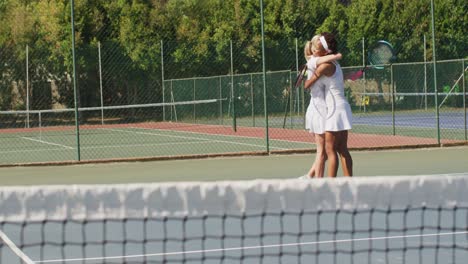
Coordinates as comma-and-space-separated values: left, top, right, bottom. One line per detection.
316, 62, 336, 77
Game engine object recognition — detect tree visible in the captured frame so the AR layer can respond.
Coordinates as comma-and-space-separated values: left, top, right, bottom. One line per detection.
433, 0, 468, 59
1, 0, 466, 112
0, 0, 36, 110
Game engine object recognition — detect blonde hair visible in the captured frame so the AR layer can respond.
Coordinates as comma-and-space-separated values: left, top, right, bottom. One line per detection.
304, 35, 322, 60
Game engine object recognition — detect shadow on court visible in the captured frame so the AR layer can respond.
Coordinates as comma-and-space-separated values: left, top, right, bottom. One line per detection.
0, 146, 467, 185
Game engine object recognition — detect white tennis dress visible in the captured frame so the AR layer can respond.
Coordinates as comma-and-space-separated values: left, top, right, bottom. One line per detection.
305, 57, 327, 134
323, 62, 353, 131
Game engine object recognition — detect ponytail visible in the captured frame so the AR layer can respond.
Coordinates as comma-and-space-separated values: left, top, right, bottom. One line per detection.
304, 40, 313, 60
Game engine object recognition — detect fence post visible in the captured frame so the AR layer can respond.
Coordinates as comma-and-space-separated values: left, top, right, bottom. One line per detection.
26, 45, 30, 128
70, 0, 81, 161
424, 35, 428, 110
463, 59, 466, 140
161, 40, 166, 121
293, 38, 297, 127
297, 38, 305, 120
230, 40, 237, 132
260, 0, 269, 153
362, 37, 367, 113
219, 76, 223, 125
193, 79, 196, 122
391, 64, 395, 135
430, 0, 440, 144
251, 74, 255, 127
98, 41, 104, 125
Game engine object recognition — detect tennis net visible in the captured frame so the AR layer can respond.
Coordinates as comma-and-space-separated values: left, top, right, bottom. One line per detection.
352, 92, 467, 112
0, 230, 35, 264
1, 175, 467, 264
0, 98, 228, 132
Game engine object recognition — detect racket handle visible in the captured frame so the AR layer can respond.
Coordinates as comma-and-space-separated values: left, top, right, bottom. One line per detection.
346, 69, 364, 81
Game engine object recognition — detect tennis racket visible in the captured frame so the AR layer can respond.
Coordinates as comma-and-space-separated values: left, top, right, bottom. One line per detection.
346, 40, 396, 81
294, 64, 308, 89
282, 64, 308, 128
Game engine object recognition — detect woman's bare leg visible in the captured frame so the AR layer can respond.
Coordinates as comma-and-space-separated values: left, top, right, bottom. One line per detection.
336, 130, 353, 176
325, 132, 338, 177
307, 133, 326, 177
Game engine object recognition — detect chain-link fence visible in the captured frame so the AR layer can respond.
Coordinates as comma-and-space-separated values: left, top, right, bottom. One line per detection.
0, 0, 466, 165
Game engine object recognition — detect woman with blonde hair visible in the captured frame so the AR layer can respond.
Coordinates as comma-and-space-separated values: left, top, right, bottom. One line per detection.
300, 35, 342, 178
304, 32, 353, 177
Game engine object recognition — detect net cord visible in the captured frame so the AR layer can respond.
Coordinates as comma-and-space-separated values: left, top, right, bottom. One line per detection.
358, 92, 468, 96
0, 229, 35, 264
34, 231, 468, 264
0, 98, 227, 115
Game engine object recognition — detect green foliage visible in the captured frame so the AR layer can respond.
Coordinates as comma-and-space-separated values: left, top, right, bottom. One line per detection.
0, 0, 466, 110
433, 0, 468, 59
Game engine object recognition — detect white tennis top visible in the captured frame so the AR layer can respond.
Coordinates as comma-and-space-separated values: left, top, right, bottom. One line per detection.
322, 62, 353, 131
305, 56, 327, 134
306, 57, 325, 99
321, 62, 347, 105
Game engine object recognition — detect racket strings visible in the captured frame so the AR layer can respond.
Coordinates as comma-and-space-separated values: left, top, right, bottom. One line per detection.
369, 42, 395, 66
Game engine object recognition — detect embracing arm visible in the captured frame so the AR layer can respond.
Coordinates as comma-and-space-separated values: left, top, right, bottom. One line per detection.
316, 53, 342, 66
304, 62, 335, 90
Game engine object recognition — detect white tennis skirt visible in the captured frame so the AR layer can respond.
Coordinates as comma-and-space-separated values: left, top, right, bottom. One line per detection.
325, 102, 353, 131
305, 100, 327, 134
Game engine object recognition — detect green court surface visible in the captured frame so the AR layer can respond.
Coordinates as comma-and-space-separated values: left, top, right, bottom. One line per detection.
0, 123, 315, 164
0, 146, 467, 186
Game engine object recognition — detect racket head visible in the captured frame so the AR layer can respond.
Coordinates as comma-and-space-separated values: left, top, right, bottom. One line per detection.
368, 40, 396, 69
294, 64, 308, 89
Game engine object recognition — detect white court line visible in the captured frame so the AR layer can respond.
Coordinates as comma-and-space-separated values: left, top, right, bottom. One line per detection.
131, 125, 314, 145
1, 124, 303, 157
0, 230, 35, 264
19, 137, 73, 149
102, 128, 288, 150
34, 231, 468, 263
0, 130, 286, 156
0, 147, 70, 155
80, 140, 214, 150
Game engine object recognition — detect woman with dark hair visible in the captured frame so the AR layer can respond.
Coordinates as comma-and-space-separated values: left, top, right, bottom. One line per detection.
303, 32, 353, 177
301, 34, 342, 178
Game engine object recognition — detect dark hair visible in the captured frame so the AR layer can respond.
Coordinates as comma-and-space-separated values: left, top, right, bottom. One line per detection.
321, 32, 338, 54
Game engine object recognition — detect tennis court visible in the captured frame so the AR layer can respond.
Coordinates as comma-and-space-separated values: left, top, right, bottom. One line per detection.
0, 120, 460, 166
2, 108, 466, 166
0, 121, 314, 164
353, 111, 466, 129
1, 147, 468, 263
1, 0, 467, 262
0, 125, 426, 165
